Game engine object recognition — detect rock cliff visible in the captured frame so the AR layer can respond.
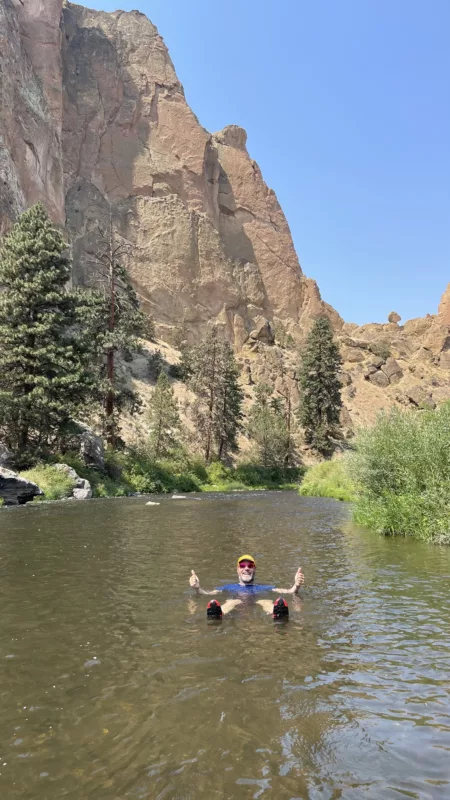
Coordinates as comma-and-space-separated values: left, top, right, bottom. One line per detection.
0, 0, 64, 233
0, 0, 448, 439
0, 0, 341, 344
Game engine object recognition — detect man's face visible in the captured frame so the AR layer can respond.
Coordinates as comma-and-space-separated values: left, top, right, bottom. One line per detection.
237, 559, 256, 584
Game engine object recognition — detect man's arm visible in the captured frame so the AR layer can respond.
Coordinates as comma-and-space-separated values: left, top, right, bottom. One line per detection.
189, 570, 220, 596
273, 567, 304, 595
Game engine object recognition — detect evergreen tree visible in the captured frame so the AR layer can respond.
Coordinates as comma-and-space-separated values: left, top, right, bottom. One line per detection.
146, 371, 181, 459
184, 329, 243, 462
0, 204, 95, 463
88, 215, 151, 448
297, 316, 342, 456
148, 348, 163, 380
247, 383, 291, 467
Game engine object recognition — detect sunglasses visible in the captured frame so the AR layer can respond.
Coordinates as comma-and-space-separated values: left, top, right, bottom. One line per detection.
238, 561, 255, 569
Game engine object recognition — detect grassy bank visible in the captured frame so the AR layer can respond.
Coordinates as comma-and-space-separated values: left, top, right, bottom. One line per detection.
347, 404, 450, 544
299, 459, 356, 502
18, 454, 303, 502
198, 462, 303, 492
20, 465, 75, 501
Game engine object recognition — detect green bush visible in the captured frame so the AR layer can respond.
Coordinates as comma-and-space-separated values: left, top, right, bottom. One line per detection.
369, 340, 391, 360
53, 453, 132, 497
347, 403, 450, 543
20, 464, 75, 501
27, 449, 303, 501
189, 457, 208, 483
205, 461, 231, 484
299, 459, 356, 502
235, 463, 302, 488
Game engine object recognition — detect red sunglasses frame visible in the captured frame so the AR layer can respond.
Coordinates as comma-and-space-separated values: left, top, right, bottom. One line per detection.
238, 561, 255, 569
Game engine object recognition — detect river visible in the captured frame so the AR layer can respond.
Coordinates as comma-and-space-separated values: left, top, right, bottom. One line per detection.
0, 492, 449, 799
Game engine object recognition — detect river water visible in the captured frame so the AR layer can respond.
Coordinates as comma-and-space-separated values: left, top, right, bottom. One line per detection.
0, 493, 449, 799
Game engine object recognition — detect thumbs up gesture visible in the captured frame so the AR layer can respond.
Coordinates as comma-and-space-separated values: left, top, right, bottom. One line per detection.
294, 567, 304, 588
189, 570, 200, 590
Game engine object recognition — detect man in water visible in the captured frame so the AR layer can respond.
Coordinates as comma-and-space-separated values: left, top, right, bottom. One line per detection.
189, 554, 304, 619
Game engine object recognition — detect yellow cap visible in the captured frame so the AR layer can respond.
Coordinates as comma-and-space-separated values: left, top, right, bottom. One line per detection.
237, 554, 256, 567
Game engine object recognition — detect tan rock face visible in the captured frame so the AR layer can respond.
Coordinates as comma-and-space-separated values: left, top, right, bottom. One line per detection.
0, 0, 64, 231
381, 357, 403, 384
438, 284, 450, 325
59, 3, 342, 345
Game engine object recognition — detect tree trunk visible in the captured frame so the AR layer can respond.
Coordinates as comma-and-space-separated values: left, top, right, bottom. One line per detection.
105, 234, 116, 449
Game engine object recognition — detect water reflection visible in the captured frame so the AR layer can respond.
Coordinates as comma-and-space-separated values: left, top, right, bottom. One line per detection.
0, 494, 449, 798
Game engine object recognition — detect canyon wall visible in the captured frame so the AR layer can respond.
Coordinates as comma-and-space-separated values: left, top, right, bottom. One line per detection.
0, 0, 448, 433
0, 0, 341, 345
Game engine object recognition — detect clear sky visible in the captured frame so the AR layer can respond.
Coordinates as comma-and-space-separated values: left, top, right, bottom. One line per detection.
87, 0, 449, 324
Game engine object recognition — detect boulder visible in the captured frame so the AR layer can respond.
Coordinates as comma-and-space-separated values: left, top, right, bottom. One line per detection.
0, 443, 12, 467
369, 370, 390, 388
67, 424, 105, 471
72, 482, 92, 500
54, 463, 92, 500
341, 347, 365, 363
414, 347, 433, 363
54, 463, 80, 483
381, 357, 403, 384
249, 319, 275, 345
439, 351, 450, 369
423, 329, 450, 355
403, 317, 434, 337
404, 386, 436, 410
0, 467, 43, 506
367, 356, 384, 369
339, 336, 369, 350
388, 311, 401, 324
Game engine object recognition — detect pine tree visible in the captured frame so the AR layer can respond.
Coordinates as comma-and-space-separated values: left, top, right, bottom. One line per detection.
184, 329, 243, 462
146, 371, 181, 459
87, 213, 151, 448
297, 316, 342, 456
247, 383, 291, 467
0, 204, 96, 464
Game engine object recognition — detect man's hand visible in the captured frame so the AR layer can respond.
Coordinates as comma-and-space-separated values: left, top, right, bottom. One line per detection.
273, 566, 305, 596
294, 567, 304, 589
189, 570, 200, 590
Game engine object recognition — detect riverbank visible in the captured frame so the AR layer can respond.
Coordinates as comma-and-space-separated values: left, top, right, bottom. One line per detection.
298, 403, 450, 545
16, 457, 304, 503
299, 460, 355, 502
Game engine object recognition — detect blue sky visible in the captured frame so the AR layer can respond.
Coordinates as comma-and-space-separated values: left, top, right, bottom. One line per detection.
88, 0, 449, 324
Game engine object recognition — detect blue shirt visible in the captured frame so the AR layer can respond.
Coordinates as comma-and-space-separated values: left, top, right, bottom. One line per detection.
217, 583, 275, 594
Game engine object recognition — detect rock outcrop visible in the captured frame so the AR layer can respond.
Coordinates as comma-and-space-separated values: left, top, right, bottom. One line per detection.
54, 463, 92, 499
0, 0, 64, 233
66, 423, 105, 471
438, 284, 450, 326
1, 0, 341, 345
0, 443, 12, 467
0, 467, 43, 506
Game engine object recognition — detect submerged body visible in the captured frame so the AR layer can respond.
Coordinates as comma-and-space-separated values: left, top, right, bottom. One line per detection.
189, 554, 304, 617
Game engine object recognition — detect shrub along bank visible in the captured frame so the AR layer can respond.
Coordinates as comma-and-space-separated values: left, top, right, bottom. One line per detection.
18, 453, 303, 501
347, 403, 450, 545
299, 403, 450, 545
299, 459, 356, 502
